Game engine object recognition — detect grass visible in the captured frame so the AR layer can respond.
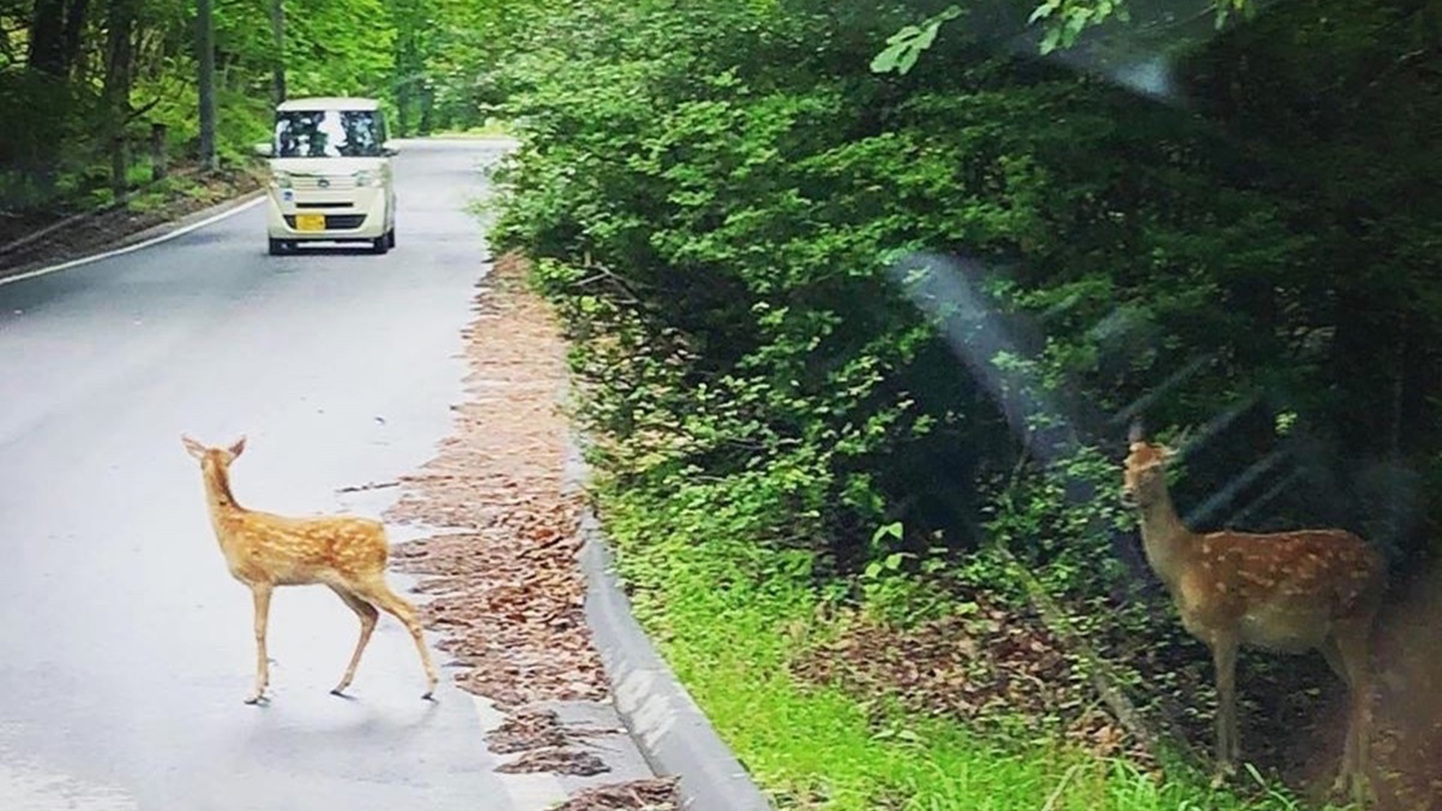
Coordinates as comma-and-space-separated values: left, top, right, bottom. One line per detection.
597, 482, 1346, 811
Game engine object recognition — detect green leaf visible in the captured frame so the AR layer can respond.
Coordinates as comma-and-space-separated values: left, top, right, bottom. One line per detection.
871, 521, 904, 543
1028, 2, 1059, 24
1040, 25, 1062, 54
869, 41, 907, 74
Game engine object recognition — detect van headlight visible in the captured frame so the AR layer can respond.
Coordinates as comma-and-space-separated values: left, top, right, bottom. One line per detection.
270, 170, 293, 189
353, 170, 379, 187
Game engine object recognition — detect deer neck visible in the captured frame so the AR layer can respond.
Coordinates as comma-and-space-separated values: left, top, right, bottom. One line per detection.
1136, 488, 1196, 592
201, 465, 246, 523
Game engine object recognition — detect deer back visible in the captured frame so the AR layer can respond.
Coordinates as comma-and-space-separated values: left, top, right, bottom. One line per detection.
216, 512, 389, 586
1174, 528, 1384, 651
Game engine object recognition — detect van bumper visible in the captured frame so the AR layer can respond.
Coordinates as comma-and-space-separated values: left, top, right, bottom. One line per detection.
264, 188, 390, 241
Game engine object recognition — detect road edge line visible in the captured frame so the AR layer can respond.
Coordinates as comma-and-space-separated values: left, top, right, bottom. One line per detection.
576, 505, 775, 811
0, 192, 265, 289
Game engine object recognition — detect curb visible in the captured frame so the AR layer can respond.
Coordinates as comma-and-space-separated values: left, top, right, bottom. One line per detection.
0, 189, 265, 288
577, 508, 774, 811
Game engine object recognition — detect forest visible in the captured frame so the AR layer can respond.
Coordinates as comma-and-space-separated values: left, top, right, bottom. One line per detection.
1, 0, 505, 217
7, 0, 1441, 808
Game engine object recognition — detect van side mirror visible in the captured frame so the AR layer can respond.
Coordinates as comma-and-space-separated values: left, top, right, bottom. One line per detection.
381, 140, 400, 157
253, 142, 274, 157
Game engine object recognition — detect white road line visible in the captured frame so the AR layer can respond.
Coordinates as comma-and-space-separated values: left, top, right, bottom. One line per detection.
0, 195, 266, 289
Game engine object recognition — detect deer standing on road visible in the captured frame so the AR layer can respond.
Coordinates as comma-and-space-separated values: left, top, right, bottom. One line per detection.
1120, 423, 1385, 804
182, 435, 439, 704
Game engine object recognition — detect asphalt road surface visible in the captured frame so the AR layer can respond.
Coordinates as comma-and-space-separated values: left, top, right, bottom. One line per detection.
0, 139, 606, 810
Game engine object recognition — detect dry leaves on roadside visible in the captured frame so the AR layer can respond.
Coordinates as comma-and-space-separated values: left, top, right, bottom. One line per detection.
547, 778, 681, 811
383, 252, 608, 708
486, 707, 571, 754
496, 748, 610, 777
379, 252, 677, 811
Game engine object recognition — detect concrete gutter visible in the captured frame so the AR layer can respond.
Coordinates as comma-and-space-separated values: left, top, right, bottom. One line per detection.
577, 508, 775, 811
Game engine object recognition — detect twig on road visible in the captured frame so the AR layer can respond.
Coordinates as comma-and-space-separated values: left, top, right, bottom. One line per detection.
336, 480, 401, 493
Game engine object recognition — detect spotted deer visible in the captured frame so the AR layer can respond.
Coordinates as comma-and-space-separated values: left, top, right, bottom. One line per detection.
1120, 423, 1385, 804
182, 435, 438, 704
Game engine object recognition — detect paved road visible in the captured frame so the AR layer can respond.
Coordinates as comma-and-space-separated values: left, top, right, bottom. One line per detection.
0, 139, 594, 810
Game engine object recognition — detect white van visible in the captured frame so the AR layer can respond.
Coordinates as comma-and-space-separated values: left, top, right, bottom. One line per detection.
255, 97, 398, 255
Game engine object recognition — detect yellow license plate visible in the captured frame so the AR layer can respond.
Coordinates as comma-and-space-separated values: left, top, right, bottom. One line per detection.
295, 214, 326, 232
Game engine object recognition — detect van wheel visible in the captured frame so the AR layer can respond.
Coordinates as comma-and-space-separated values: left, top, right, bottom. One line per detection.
386, 228, 396, 248
268, 238, 286, 256
371, 235, 390, 255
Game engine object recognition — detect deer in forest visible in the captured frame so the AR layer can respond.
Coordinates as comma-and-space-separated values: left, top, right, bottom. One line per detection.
1120, 423, 1385, 805
182, 435, 439, 704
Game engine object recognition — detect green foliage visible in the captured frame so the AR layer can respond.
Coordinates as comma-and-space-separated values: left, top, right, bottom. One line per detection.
1026, 0, 1134, 54
488, 0, 1442, 799
594, 463, 1325, 809
1, 0, 493, 213
870, 5, 961, 75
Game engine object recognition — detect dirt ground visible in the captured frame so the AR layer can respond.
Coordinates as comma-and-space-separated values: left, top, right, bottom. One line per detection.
0, 165, 262, 280
383, 252, 679, 809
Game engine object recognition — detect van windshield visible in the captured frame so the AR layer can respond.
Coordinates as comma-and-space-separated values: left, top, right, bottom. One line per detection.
273, 110, 383, 158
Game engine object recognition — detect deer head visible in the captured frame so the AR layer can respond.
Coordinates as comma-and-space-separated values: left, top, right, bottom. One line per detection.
1121, 422, 1176, 509
181, 434, 247, 473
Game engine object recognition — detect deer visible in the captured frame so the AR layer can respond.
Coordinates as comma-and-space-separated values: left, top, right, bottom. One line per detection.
181, 434, 439, 705
1120, 422, 1385, 805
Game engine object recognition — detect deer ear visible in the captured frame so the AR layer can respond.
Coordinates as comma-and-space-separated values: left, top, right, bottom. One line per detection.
181, 435, 206, 459
1127, 420, 1145, 444
227, 436, 247, 458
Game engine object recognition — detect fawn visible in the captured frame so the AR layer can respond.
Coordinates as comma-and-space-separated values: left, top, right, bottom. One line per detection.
1121, 423, 1385, 805
182, 435, 438, 704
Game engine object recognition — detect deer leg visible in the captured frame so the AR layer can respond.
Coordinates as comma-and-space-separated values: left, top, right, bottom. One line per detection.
246, 585, 273, 705
1329, 625, 1376, 806
1320, 638, 1357, 793
328, 585, 379, 696
1210, 635, 1240, 786
354, 577, 439, 700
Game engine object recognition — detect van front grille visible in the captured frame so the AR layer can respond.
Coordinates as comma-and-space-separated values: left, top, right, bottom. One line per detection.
290, 174, 357, 191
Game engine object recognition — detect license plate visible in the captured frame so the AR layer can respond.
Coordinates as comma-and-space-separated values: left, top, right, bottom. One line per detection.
295, 213, 326, 232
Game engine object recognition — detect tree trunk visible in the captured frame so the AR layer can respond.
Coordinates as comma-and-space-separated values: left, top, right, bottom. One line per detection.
396, 80, 412, 136
104, 0, 139, 206
198, 0, 218, 172
61, 0, 90, 78
270, 0, 286, 106
27, 0, 67, 76
150, 123, 169, 182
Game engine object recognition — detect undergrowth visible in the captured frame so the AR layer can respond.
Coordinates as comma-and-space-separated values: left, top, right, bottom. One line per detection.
593, 468, 1343, 811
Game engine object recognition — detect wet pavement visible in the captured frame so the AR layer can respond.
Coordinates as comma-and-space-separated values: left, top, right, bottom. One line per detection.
0, 139, 609, 810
